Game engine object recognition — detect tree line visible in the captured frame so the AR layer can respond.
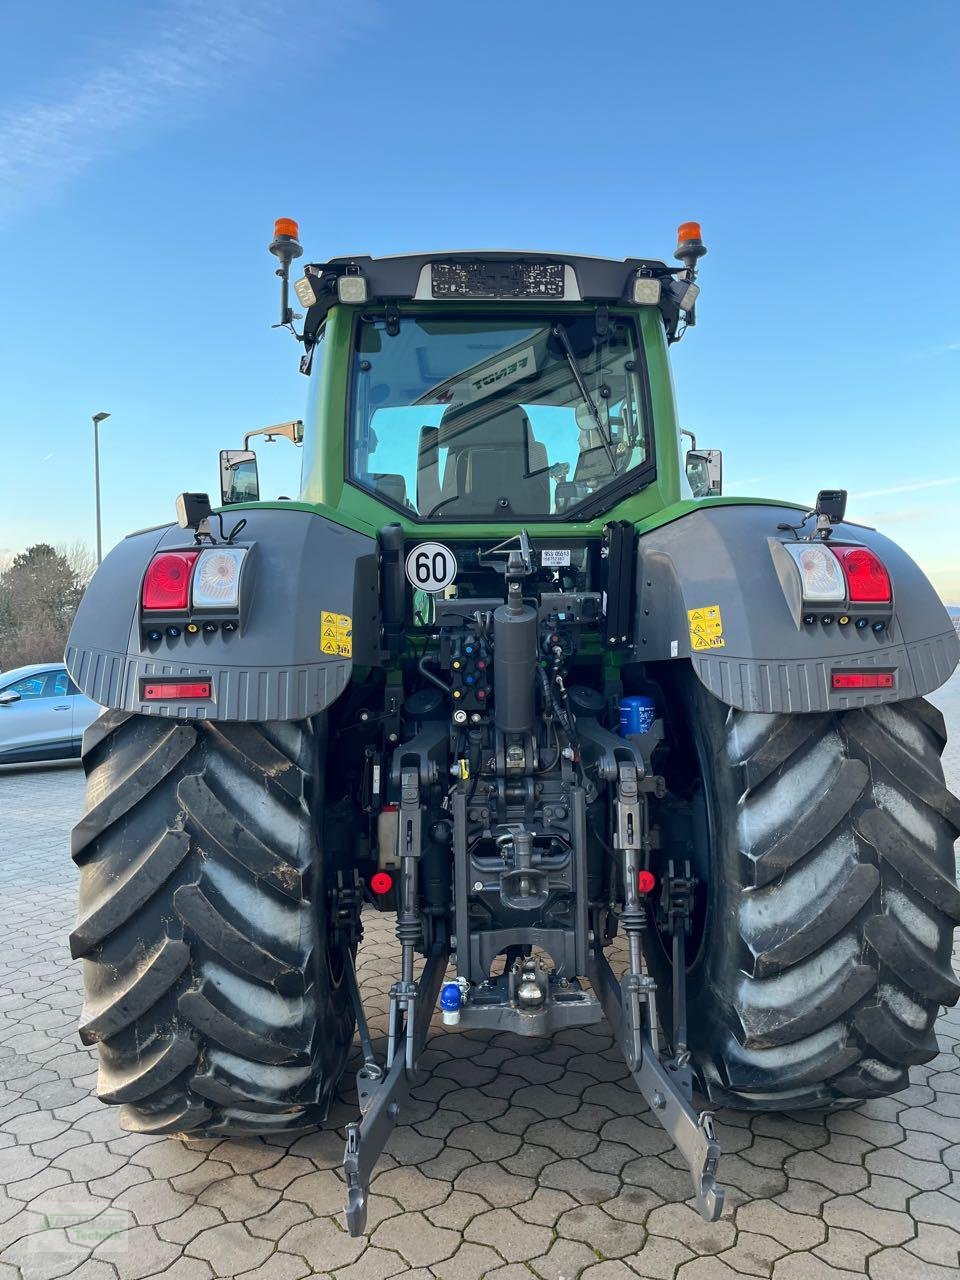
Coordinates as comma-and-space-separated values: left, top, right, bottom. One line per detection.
0, 544, 94, 672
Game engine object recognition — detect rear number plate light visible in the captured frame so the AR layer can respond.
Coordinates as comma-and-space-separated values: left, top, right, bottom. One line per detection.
831, 671, 894, 690
143, 680, 212, 700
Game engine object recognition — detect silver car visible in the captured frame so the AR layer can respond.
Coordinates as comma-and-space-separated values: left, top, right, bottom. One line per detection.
0, 663, 100, 764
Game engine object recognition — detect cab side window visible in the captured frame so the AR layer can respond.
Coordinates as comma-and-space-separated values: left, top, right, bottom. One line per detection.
5, 675, 47, 699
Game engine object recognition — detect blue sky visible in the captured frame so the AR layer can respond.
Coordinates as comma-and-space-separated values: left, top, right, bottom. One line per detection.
1, 0, 957, 598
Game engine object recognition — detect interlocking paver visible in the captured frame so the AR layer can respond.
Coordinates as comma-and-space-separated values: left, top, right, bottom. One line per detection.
735, 1198, 827, 1249
822, 1194, 916, 1246
369, 1210, 460, 1266
867, 1249, 960, 1280
865, 1145, 953, 1188
451, 1162, 534, 1207
117, 1179, 197, 1227
772, 1257, 865, 1280
184, 1221, 273, 1276
623, 1235, 696, 1278
157, 1205, 227, 1246
905, 1220, 960, 1267
2, 681, 960, 1280
675, 1259, 748, 1280
773, 1177, 836, 1215
233, 1254, 312, 1280
423, 1190, 488, 1231
528, 1236, 600, 1280
331, 1247, 407, 1280
432, 1241, 506, 1279
784, 1149, 870, 1194
719, 1230, 790, 1276
368, 1166, 449, 1211
197, 1174, 281, 1222
646, 1202, 737, 1255
243, 1199, 311, 1242
462, 1205, 551, 1261
556, 1203, 647, 1257
908, 1186, 960, 1227
580, 1263, 637, 1280
812, 1226, 879, 1272
498, 1141, 555, 1178
860, 1174, 918, 1211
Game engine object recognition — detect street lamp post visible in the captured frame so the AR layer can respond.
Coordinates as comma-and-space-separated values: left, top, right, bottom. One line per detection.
92, 412, 110, 565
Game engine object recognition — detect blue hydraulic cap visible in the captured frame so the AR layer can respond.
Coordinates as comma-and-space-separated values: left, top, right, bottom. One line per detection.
439, 981, 462, 1026
619, 695, 656, 736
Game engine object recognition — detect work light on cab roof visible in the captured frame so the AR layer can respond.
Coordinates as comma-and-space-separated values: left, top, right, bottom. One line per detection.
276, 218, 709, 347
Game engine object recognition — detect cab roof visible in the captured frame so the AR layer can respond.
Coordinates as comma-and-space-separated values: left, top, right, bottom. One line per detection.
315, 250, 672, 304
299, 250, 683, 346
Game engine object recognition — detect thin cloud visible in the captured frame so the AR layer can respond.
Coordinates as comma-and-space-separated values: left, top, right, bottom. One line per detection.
0, 1, 369, 221
849, 477, 960, 501
905, 340, 960, 360
855, 506, 929, 527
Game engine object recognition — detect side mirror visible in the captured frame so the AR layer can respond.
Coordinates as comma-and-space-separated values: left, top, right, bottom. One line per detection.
686, 448, 722, 498
0, 691, 21, 706
220, 450, 260, 506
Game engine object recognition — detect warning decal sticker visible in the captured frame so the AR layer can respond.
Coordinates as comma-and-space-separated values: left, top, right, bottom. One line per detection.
321, 611, 353, 658
687, 604, 725, 651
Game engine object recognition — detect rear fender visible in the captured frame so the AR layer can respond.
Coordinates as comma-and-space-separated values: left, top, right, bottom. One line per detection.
634, 504, 958, 713
65, 510, 379, 720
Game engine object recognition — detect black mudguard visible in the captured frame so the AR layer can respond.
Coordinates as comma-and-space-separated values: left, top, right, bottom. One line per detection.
634, 503, 958, 713
65, 509, 378, 721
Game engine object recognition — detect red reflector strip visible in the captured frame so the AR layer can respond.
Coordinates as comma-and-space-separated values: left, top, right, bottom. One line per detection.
143, 681, 212, 700
831, 671, 895, 690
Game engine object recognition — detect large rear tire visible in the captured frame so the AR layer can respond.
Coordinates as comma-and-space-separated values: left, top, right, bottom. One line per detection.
70, 711, 355, 1136
655, 671, 960, 1110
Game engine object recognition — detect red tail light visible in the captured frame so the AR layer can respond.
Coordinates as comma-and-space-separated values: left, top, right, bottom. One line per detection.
142, 552, 199, 610
370, 872, 394, 895
143, 681, 212, 700
831, 671, 895, 690
829, 546, 891, 602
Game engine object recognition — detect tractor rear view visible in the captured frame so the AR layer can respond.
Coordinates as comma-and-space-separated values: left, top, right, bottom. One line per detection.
66, 222, 960, 1231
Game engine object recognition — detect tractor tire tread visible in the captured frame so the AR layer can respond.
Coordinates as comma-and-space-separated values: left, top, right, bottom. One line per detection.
72, 711, 354, 1137
674, 677, 959, 1111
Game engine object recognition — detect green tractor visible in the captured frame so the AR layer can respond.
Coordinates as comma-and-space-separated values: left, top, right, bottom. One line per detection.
66, 222, 960, 1231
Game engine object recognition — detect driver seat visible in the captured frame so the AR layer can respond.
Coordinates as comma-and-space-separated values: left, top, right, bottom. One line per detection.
445, 407, 549, 515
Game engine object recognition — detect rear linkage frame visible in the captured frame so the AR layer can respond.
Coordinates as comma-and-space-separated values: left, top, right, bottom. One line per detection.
338, 736, 724, 1237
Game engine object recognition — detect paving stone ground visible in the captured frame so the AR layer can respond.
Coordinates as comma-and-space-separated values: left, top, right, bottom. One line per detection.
2, 673, 959, 1280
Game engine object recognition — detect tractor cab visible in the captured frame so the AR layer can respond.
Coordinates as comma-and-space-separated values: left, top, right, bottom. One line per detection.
221, 231, 718, 527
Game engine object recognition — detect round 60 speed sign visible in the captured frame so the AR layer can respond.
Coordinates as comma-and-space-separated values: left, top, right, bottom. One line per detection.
405, 542, 458, 593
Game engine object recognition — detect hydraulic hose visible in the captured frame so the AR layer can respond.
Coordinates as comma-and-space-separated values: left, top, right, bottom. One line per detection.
418, 656, 451, 697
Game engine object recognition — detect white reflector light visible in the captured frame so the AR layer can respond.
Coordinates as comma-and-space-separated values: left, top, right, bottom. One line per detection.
294, 275, 321, 307
784, 543, 846, 602
676, 280, 699, 310
192, 547, 247, 609
632, 277, 662, 305
337, 274, 368, 304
